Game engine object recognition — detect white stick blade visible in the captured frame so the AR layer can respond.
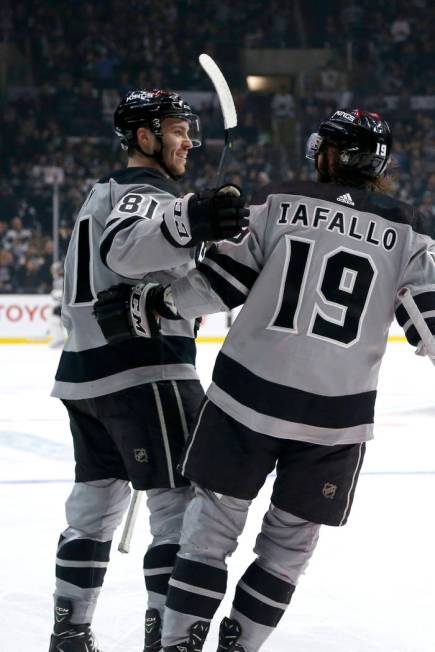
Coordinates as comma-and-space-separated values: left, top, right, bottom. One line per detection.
199, 54, 237, 130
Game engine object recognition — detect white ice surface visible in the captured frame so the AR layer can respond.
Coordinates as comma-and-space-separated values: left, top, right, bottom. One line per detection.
0, 342, 434, 651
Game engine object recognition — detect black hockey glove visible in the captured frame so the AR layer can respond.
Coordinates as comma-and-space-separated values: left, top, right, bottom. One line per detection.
161, 185, 249, 248
93, 283, 166, 343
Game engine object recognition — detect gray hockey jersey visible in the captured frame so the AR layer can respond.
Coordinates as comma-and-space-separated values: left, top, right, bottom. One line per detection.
52, 167, 199, 400
171, 181, 435, 445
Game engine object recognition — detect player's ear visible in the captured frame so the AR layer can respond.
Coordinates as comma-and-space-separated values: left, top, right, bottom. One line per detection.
136, 126, 155, 150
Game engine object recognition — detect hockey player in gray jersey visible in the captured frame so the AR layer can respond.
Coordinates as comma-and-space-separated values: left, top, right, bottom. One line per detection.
48, 89, 248, 652
103, 109, 435, 652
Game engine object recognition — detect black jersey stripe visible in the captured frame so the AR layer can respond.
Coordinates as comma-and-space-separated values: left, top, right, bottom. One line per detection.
197, 262, 247, 309
160, 220, 185, 248
55, 336, 196, 384
212, 353, 376, 429
395, 291, 435, 326
105, 216, 121, 230
404, 317, 435, 346
100, 215, 143, 267
204, 245, 259, 289
75, 217, 94, 303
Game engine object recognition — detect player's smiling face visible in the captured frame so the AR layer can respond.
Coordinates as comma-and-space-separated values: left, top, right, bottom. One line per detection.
161, 118, 194, 176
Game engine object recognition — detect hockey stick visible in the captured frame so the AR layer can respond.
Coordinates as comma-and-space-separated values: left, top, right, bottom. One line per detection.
398, 287, 435, 360
199, 54, 237, 186
118, 489, 143, 554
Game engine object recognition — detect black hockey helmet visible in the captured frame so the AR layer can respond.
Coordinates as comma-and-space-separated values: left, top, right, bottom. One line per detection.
306, 109, 392, 178
114, 89, 201, 150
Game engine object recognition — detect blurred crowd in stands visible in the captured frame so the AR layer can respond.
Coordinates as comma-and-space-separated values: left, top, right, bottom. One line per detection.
1, 0, 434, 293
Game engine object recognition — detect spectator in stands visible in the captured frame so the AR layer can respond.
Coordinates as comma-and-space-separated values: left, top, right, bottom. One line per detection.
3, 217, 31, 258
390, 15, 411, 43
15, 257, 50, 294
270, 86, 295, 148
0, 249, 16, 293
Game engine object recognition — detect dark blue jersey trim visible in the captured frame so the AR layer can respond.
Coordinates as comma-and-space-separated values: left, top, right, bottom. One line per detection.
212, 352, 376, 429
55, 336, 196, 383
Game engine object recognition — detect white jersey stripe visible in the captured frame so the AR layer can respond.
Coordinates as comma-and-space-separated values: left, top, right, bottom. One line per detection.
339, 442, 364, 526
201, 258, 250, 297
152, 383, 175, 488
171, 380, 190, 442
181, 399, 210, 476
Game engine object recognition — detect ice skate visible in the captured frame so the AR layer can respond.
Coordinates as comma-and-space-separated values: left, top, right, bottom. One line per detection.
162, 620, 210, 652
144, 608, 161, 652
217, 617, 247, 652
48, 597, 102, 651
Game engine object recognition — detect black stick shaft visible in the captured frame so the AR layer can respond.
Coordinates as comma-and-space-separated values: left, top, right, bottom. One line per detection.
216, 128, 234, 186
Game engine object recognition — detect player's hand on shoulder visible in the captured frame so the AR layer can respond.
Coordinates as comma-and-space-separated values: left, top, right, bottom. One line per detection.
93, 283, 181, 343
161, 185, 249, 248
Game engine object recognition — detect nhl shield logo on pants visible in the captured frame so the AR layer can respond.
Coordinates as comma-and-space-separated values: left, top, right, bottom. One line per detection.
134, 448, 148, 463
322, 482, 337, 499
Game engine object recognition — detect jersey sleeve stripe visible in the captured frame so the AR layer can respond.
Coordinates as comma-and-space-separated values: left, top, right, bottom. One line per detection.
212, 352, 376, 430
205, 245, 259, 288
396, 291, 435, 326
197, 261, 248, 309
100, 215, 143, 267
200, 258, 251, 297
105, 216, 124, 231
160, 220, 184, 248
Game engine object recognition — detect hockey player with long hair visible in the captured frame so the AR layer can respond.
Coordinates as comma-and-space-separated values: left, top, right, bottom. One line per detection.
96, 109, 435, 652
48, 89, 248, 652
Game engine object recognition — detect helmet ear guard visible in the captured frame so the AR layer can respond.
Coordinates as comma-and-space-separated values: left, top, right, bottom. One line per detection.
306, 132, 324, 160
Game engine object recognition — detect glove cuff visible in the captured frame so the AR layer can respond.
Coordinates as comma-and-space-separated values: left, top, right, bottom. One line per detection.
161, 193, 195, 247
